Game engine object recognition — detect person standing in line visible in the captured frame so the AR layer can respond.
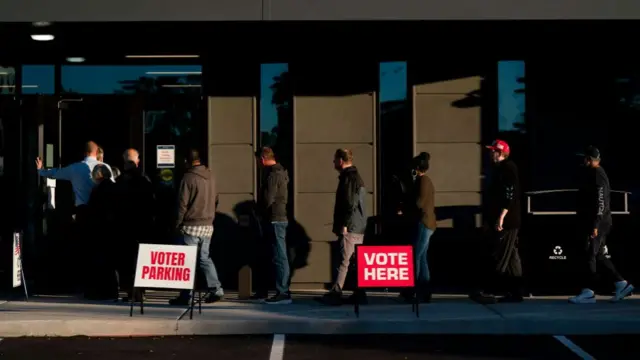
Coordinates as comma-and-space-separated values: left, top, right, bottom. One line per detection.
36, 141, 113, 293
569, 146, 634, 304
253, 147, 292, 305
321, 148, 368, 306
406, 152, 436, 303
470, 140, 524, 304
169, 149, 224, 305
97, 146, 104, 162
114, 148, 155, 302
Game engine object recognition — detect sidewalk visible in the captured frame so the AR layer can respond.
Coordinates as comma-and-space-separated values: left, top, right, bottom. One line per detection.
1, 293, 639, 337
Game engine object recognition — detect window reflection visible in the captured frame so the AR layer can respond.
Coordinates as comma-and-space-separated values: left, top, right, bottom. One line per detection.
498, 61, 526, 133
0, 67, 16, 95
379, 61, 410, 220
22, 65, 55, 94
260, 63, 291, 149
61, 65, 202, 95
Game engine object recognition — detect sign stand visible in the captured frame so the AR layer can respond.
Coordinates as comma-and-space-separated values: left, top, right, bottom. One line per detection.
128, 243, 199, 317
354, 245, 416, 318
12, 231, 29, 301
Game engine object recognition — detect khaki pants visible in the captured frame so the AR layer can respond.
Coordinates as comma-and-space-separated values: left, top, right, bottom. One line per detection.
333, 232, 364, 291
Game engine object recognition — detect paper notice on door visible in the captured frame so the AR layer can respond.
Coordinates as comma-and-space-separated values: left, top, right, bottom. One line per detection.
156, 145, 176, 169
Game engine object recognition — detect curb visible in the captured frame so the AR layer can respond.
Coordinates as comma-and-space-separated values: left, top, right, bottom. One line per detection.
3, 318, 640, 337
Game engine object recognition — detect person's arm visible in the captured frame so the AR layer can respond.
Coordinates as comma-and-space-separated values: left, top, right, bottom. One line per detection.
498, 165, 517, 224
264, 171, 279, 209
593, 172, 607, 231
175, 179, 190, 230
39, 163, 76, 181
342, 174, 358, 230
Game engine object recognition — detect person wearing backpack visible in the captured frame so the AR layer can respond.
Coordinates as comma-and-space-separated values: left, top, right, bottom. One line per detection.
321, 148, 368, 306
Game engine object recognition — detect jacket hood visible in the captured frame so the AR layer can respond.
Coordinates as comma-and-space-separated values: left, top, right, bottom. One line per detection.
188, 165, 212, 180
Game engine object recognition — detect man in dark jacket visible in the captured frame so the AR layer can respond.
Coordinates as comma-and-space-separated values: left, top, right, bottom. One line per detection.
322, 148, 368, 305
253, 147, 292, 304
170, 149, 223, 305
569, 146, 634, 304
470, 140, 524, 304
114, 149, 155, 302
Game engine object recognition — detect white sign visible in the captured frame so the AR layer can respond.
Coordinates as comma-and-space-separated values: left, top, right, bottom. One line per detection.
12, 232, 22, 288
156, 145, 175, 169
134, 244, 197, 290
549, 245, 567, 260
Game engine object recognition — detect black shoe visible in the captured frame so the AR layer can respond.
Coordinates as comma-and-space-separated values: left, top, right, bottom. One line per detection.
498, 294, 524, 303
320, 290, 343, 306
264, 293, 292, 305
202, 292, 224, 304
344, 292, 368, 305
469, 291, 497, 304
169, 296, 190, 306
250, 292, 269, 300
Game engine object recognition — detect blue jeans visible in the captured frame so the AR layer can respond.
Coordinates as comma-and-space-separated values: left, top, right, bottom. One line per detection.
177, 233, 223, 299
270, 222, 290, 294
414, 223, 434, 285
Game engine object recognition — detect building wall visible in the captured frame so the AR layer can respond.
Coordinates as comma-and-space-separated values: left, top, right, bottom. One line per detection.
1, 0, 639, 21
289, 62, 377, 289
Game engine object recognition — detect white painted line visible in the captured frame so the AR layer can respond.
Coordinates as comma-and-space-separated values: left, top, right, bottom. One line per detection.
553, 335, 596, 360
269, 334, 285, 360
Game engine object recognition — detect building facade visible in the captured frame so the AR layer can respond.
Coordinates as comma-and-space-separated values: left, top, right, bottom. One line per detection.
1, 20, 639, 293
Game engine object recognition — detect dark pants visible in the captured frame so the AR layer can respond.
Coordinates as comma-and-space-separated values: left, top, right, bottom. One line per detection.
582, 224, 623, 290
269, 222, 291, 295
477, 228, 523, 296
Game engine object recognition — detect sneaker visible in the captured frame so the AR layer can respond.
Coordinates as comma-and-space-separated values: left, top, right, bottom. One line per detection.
250, 292, 269, 301
569, 289, 596, 304
202, 292, 224, 304
264, 293, 292, 305
611, 281, 634, 303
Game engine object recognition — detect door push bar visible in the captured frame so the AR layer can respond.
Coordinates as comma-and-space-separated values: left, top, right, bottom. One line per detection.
526, 189, 631, 216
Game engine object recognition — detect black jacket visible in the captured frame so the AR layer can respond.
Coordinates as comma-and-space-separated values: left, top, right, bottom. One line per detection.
485, 159, 521, 229
115, 167, 156, 234
577, 166, 612, 231
258, 163, 289, 222
333, 166, 367, 235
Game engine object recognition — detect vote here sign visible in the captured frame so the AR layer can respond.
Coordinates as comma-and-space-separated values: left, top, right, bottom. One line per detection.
357, 245, 415, 288
134, 244, 197, 290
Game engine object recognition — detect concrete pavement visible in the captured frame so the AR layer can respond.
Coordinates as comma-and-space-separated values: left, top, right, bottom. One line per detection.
1, 292, 640, 337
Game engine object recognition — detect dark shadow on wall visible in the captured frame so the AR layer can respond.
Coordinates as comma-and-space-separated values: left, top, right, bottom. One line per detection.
207, 200, 311, 293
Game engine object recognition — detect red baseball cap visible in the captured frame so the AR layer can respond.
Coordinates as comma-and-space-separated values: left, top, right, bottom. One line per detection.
486, 139, 510, 154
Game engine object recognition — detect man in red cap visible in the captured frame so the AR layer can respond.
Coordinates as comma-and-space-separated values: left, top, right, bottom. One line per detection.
470, 139, 524, 304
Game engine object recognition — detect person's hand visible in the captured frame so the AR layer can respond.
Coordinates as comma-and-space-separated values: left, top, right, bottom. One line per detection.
496, 217, 504, 232
591, 228, 598, 238
35, 157, 43, 170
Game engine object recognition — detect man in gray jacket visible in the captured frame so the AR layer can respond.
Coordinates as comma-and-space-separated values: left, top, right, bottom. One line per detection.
322, 148, 368, 305
169, 149, 223, 305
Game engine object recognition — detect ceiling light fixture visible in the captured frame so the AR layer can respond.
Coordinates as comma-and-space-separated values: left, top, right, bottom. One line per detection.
66, 57, 86, 63
126, 55, 199, 59
161, 84, 202, 88
0, 85, 39, 88
31, 34, 55, 41
146, 71, 202, 75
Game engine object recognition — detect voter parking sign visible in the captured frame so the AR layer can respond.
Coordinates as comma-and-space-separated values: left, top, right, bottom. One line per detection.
357, 245, 415, 288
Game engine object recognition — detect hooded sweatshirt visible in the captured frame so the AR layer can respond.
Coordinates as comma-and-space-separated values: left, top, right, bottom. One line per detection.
258, 163, 289, 222
176, 165, 217, 228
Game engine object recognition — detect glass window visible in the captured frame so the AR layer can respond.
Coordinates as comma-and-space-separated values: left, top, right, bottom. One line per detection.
498, 60, 526, 133
61, 65, 202, 95
22, 65, 55, 94
260, 63, 291, 149
380, 61, 408, 105
0, 66, 16, 95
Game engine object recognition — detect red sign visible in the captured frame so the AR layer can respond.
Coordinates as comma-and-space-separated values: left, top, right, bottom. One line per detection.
357, 245, 415, 287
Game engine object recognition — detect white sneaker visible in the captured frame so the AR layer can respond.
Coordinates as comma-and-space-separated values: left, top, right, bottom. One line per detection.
569, 289, 596, 304
611, 281, 634, 303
